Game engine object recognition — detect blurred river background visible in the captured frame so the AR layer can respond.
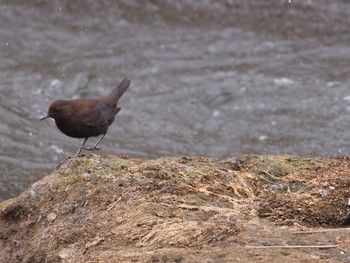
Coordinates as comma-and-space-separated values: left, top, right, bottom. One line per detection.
1, 0, 350, 200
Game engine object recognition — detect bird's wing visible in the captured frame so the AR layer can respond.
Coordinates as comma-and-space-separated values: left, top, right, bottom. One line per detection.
84, 103, 120, 128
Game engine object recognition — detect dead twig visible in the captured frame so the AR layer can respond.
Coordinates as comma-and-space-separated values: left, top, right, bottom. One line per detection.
104, 196, 122, 213
293, 228, 350, 234
246, 244, 338, 249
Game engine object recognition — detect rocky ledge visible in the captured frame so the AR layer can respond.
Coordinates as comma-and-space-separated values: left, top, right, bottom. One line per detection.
1, 154, 350, 262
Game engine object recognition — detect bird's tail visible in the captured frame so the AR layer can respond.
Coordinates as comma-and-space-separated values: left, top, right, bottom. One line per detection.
110, 78, 131, 103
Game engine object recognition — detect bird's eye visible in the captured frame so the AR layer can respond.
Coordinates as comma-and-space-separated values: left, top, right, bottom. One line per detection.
53, 108, 61, 113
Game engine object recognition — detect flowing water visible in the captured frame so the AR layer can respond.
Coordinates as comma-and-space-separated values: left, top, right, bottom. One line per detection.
1, 0, 350, 200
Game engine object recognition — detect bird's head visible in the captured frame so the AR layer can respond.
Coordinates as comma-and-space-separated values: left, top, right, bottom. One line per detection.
40, 100, 69, 121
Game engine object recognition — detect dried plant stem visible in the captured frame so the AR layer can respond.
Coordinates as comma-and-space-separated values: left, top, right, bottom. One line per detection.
246, 244, 338, 249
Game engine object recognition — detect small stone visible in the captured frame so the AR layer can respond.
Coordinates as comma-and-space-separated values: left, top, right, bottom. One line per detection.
47, 212, 57, 222
59, 248, 74, 259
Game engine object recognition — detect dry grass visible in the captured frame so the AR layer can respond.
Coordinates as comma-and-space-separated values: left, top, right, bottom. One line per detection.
0, 154, 349, 262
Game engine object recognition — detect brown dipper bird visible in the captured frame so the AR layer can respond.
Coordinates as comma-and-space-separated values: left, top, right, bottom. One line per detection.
40, 78, 130, 156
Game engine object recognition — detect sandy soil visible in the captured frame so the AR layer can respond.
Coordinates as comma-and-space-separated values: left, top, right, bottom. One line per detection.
0, 154, 349, 262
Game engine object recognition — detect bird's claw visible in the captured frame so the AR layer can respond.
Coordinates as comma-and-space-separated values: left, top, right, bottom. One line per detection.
82, 146, 101, 151
70, 147, 100, 158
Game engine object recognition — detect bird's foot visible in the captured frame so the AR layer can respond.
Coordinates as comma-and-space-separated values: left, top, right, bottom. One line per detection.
81, 146, 101, 151
70, 145, 101, 158
69, 152, 83, 158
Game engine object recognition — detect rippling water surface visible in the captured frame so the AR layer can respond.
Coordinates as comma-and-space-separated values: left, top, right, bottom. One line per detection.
1, 0, 350, 200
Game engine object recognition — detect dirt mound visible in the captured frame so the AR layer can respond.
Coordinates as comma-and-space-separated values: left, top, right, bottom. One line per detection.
0, 154, 350, 262
255, 157, 350, 227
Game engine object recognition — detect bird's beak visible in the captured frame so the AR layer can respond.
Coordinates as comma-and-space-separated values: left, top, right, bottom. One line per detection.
40, 115, 50, 121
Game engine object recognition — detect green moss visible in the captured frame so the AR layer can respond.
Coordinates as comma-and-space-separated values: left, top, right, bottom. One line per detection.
232, 155, 333, 177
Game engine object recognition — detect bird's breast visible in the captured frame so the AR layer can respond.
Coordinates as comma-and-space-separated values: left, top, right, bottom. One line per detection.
55, 118, 108, 138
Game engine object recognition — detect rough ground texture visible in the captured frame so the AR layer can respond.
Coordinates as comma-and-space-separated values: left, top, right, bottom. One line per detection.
1, 154, 350, 262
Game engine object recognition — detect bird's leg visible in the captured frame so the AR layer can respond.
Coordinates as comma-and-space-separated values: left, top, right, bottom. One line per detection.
71, 138, 88, 157
71, 135, 105, 157
81, 134, 105, 151
75, 138, 88, 156
91, 134, 105, 150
